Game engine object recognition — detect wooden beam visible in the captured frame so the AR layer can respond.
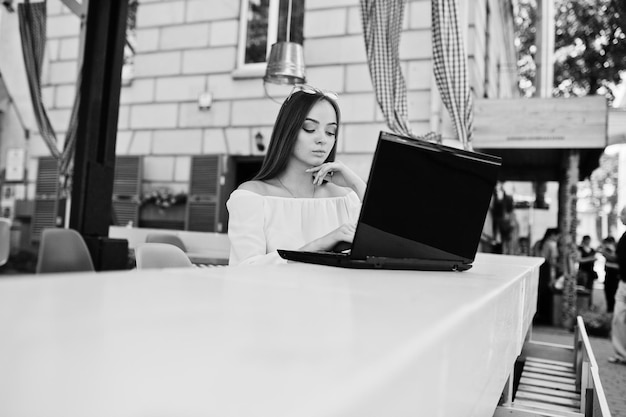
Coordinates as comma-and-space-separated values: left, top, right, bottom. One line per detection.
473, 97, 608, 149
534, 0, 555, 98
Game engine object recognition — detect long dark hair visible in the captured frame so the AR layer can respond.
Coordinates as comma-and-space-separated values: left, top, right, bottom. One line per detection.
253, 90, 341, 181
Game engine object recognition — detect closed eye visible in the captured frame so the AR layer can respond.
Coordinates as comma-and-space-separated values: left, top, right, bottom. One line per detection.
302, 119, 337, 137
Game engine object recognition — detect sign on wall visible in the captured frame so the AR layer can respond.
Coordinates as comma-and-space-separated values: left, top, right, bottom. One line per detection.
5, 148, 25, 181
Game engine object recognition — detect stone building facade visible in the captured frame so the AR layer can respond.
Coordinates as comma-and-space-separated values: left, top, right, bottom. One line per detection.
0, 0, 519, 232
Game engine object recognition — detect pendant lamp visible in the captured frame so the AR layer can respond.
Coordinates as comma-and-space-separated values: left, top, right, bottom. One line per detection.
263, 0, 306, 85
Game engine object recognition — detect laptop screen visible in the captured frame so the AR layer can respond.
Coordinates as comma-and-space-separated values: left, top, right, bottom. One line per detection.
351, 131, 501, 262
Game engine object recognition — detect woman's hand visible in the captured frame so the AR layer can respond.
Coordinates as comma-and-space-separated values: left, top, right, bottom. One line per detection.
306, 161, 366, 200
299, 222, 356, 252
327, 222, 357, 245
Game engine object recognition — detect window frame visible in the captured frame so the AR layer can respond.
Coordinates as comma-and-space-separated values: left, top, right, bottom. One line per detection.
235, 0, 280, 77
235, 0, 305, 78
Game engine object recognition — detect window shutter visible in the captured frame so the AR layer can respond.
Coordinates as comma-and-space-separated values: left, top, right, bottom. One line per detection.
31, 157, 61, 242
186, 155, 222, 232
186, 201, 218, 232
112, 156, 142, 227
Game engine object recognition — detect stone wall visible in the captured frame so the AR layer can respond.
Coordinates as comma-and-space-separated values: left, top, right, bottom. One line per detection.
5, 0, 518, 200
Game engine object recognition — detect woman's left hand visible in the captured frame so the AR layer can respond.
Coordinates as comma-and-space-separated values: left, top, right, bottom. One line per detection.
306, 161, 366, 199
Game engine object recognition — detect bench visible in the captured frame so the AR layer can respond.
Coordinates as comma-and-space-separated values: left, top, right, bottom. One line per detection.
495, 316, 611, 417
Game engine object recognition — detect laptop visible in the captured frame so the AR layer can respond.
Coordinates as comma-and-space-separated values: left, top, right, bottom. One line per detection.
278, 131, 502, 271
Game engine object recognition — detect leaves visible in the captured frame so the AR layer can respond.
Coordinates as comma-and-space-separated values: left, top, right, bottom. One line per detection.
515, 0, 626, 100
515, 0, 538, 96
579, 152, 619, 222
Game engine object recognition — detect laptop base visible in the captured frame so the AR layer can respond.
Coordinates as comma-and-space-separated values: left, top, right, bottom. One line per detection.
278, 250, 472, 271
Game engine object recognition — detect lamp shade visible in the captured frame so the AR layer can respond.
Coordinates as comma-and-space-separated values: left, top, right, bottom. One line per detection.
263, 41, 306, 85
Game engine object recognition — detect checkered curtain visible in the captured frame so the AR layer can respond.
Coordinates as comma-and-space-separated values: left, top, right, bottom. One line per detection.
18, 0, 80, 177
360, 0, 414, 137
431, 0, 474, 150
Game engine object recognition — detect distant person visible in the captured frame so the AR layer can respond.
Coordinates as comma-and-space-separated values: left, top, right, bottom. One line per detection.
577, 235, 597, 298
492, 182, 518, 255
516, 236, 530, 256
609, 207, 626, 365
599, 236, 619, 314
533, 228, 560, 325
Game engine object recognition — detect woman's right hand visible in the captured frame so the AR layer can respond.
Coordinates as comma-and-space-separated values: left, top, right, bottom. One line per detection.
306, 161, 367, 200
327, 222, 357, 246
300, 222, 356, 252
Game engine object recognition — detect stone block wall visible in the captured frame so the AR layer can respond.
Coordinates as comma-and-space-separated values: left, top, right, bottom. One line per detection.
17, 0, 517, 200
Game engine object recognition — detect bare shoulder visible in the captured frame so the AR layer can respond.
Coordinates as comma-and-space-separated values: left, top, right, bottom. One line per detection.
237, 180, 269, 194
237, 180, 286, 197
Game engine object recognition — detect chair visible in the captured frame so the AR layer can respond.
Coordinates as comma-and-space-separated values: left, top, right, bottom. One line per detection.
0, 218, 11, 266
135, 243, 193, 270
36, 228, 95, 274
145, 233, 187, 252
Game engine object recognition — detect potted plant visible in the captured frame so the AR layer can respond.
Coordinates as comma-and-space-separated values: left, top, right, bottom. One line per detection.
139, 188, 188, 229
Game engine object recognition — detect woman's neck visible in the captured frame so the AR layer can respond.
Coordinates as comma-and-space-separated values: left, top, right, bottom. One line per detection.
276, 164, 316, 198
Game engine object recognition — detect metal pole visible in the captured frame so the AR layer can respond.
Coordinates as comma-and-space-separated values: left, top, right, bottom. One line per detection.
286, 0, 293, 43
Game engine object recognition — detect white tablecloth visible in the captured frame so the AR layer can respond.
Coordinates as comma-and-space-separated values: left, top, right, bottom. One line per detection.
0, 253, 542, 417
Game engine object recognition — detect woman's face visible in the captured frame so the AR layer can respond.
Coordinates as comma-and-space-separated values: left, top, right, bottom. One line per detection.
291, 99, 337, 167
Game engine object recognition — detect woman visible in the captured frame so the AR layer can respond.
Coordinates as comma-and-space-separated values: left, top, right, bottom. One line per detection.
533, 228, 560, 324
226, 86, 366, 265
599, 236, 619, 313
577, 235, 597, 292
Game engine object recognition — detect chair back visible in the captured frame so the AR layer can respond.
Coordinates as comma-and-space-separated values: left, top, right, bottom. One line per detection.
135, 243, 193, 270
36, 228, 95, 274
145, 233, 187, 252
0, 218, 11, 266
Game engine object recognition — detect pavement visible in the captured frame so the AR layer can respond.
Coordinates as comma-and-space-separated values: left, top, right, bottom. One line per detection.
531, 285, 626, 417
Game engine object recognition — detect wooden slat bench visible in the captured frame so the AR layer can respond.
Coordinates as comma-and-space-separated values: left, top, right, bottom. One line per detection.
495, 316, 611, 417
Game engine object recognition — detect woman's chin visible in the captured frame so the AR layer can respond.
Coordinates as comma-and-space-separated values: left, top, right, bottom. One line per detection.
308, 158, 326, 166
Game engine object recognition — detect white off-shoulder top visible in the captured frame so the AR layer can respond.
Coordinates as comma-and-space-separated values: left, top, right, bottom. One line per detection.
226, 189, 362, 265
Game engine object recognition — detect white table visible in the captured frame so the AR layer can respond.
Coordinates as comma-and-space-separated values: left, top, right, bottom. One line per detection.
0, 253, 542, 417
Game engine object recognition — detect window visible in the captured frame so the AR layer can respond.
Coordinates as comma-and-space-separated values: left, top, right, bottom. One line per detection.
237, 0, 304, 74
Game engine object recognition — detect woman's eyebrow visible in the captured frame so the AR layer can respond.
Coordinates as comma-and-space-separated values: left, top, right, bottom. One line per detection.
304, 118, 337, 127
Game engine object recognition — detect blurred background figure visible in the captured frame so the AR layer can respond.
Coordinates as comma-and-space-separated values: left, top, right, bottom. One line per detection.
533, 227, 560, 324
492, 182, 519, 255
577, 235, 598, 302
609, 207, 626, 365
517, 236, 530, 256
599, 236, 619, 314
